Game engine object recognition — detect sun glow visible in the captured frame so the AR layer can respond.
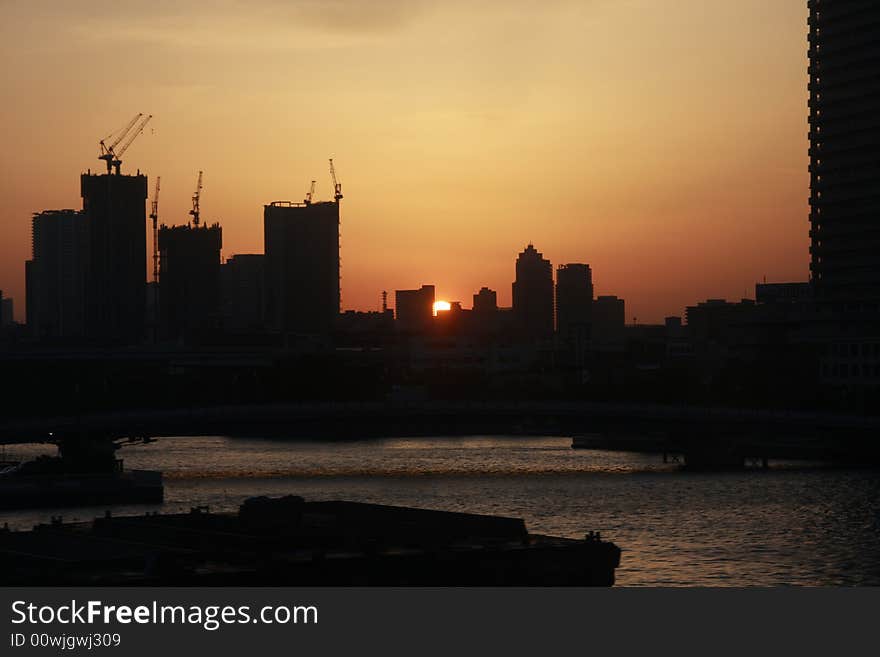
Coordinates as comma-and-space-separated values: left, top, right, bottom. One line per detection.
433, 300, 451, 315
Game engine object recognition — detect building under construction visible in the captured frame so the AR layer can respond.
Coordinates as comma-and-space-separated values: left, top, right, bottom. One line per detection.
264, 164, 343, 335
81, 171, 148, 344
264, 201, 340, 334
60, 113, 153, 345
158, 223, 223, 341
152, 170, 223, 341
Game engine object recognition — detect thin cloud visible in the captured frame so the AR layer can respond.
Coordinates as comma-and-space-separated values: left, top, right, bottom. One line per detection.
34, 0, 585, 52
51, 0, 435, 52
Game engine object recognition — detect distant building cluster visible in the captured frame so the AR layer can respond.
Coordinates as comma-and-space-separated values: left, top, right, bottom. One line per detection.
25, 172, 148, 343
19, 167, 343, 347
3, 1, 880, 406
389, 243, 624, 347
17, 159, 632, 356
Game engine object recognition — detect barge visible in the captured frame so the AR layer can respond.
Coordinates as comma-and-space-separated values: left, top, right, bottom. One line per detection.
0, 496, 621, 586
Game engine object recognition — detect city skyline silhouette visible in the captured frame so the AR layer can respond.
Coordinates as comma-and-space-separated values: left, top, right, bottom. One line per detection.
2, 0, 880, 598
0, 1, 811, 324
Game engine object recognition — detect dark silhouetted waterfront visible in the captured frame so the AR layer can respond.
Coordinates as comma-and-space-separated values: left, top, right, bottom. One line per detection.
4, 436, 879, 586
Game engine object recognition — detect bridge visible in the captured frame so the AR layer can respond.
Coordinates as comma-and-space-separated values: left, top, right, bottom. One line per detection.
1, 400, 878, 464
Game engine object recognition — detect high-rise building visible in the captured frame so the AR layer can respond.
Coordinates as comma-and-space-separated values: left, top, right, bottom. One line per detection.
556, 263, 593, 339
0, 296, 12, 327
263, 200, 340, 334
473, 287, 498, 315
0, 289, 11, 328
81, 172, 148, 343
221, 254, 265, 333
158, 223, 223, 340
468, 287, 499, 335
592, 295, 625, 347
512, 244, 553, 339
395, 285, 435, 332
808, 1, 880, 302
25, 209, 88, 339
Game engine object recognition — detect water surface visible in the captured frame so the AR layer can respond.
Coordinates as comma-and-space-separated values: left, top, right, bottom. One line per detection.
3, 436, 878, 586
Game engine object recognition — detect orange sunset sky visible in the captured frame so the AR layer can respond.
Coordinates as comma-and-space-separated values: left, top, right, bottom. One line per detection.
0, 0, 810, 323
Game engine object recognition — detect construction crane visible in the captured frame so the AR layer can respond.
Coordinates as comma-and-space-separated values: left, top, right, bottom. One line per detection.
149, 176, 161, 283
99, 113, 143, 173
329, 158, 343, 202
304, 180, 316, 205
189, 171, 203, 226
110, 114, 152, 175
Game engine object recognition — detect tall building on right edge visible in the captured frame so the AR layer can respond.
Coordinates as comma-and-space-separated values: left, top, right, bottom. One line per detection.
808, 0, 880, 305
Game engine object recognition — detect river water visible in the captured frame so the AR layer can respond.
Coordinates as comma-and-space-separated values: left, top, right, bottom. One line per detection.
3, 436, 879, 586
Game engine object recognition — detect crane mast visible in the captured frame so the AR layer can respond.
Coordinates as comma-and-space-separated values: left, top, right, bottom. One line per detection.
189, 171, 204, 226
149, 176, 161, 283
329, 159, 343, 202
305, 180, 316, 205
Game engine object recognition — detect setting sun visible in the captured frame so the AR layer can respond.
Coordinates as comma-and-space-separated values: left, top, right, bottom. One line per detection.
433, 300, 451, 315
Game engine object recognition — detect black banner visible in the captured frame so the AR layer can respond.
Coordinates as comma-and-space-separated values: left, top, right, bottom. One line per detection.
1, 588, 876, 656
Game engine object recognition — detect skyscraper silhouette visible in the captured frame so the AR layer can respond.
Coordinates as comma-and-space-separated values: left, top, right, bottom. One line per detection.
808, 1, 880, 303
556, 263, 593, 339
81, 172, 148, 344
25, 210, 88, 339
473, 287, 498, 315
512, 244, 553, 339
263, 200, 340, 334
221, 254, 265, 333
158, 223, 223, 340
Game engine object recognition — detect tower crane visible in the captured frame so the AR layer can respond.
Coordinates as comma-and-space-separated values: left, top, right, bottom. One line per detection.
149, 177, 161, 283
329, 158, 343, 202
304, 180, 316, 205
111, 114, 152, 175
99, 113, 143, 173
189, 171, 204, 226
